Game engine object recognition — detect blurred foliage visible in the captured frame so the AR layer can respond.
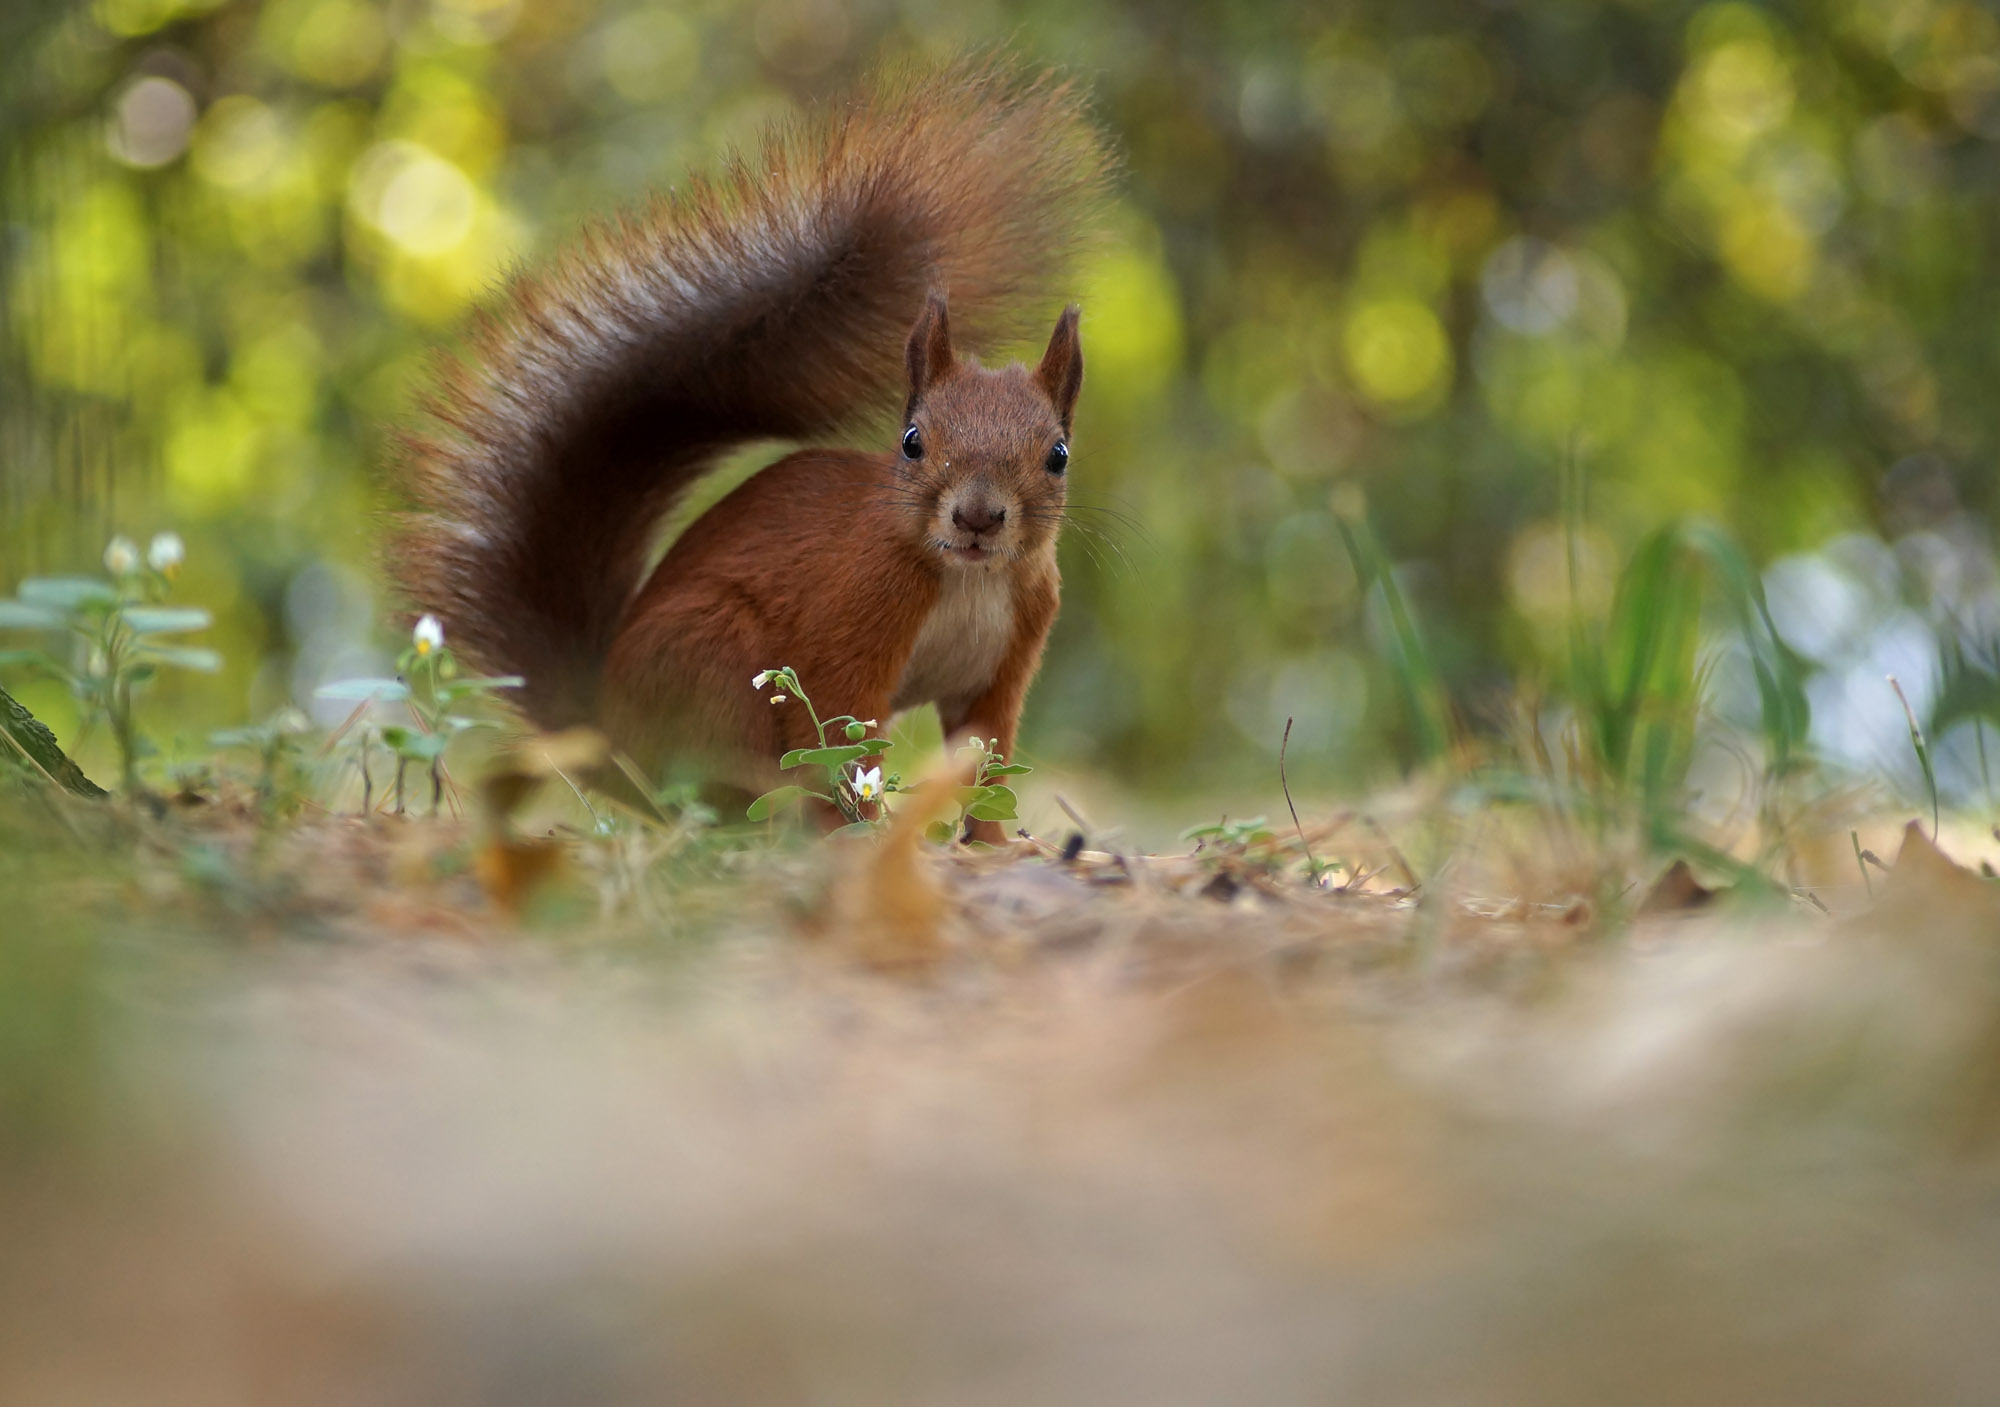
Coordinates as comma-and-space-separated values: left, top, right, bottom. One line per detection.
3, 0, 1999, 800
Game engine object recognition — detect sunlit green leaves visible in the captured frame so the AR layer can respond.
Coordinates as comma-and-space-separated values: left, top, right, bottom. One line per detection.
9, 0, 2000, 803
958, 784, 1018, 822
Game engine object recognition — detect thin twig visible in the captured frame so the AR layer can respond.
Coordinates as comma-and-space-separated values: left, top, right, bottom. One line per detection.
1887, 674, 1938, 841
1278, 716, 1321, 884
316, 697, 372, 754
1054, 793, 1094, 841
550, 763, 603, 831
1362, 813, 1421, 893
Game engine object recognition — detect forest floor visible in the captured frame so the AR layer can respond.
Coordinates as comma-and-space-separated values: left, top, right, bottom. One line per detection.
7, 791, 2000, 1405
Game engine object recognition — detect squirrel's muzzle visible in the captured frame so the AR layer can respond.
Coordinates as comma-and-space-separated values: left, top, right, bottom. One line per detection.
950, 501, 1008, 536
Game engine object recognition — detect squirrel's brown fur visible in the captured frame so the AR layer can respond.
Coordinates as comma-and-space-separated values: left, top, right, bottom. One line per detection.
390, 59, 1109, 821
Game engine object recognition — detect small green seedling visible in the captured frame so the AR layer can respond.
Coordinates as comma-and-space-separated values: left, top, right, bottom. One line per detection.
745, 668, 1032, 842
927, 734, 1031, 843
746, 666, 897, 831
316, 614, 521, 813
0, 533, 218, 791
211, 707, 312, 812
1183, 815, 1278, 850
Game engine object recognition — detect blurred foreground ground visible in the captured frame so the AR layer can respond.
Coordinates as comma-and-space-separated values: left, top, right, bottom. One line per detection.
7, 808, 2000, 1405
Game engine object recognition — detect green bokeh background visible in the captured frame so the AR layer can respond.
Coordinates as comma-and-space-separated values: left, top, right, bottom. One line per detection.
3, 0, 1998, 800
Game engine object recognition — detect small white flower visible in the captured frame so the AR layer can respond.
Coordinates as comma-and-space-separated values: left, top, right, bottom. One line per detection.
104, 535, 139, 577
752, 670, 772, 689
147, 531, 184, 576
412, 613, 445, 656
769, 693, 788, 704
852, 765, 883, 802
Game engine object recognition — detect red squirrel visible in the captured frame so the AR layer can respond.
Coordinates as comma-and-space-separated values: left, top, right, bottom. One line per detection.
389, 62, 1109, 836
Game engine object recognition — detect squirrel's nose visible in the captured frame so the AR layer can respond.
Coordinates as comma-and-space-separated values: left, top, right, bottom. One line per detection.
951, 501, 1007, 535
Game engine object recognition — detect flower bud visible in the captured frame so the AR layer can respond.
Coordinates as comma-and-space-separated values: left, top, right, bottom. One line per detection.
104, 536, 139, 577
147, 532, 185, 577
412, 614, 445, 656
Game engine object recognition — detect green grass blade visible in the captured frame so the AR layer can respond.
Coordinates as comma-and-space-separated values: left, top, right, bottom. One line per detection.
1334, 508, 1452, 767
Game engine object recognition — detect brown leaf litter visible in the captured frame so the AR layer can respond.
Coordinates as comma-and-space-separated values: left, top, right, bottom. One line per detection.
10, 803, 2000, 1404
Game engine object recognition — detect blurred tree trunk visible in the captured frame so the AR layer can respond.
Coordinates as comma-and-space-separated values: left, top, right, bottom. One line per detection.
0, 684, 106, 798
1, 1, 106, 581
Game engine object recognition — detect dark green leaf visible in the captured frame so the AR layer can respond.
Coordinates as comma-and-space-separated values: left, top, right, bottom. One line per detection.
779, 742, 887, 770
381, 728, 448, 760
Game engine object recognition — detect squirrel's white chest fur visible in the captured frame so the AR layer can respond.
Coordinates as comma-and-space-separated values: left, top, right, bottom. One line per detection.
893, 569, 1014, 713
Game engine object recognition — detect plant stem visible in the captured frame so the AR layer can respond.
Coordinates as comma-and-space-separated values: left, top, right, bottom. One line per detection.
790, 675, 828, 746
1976, 717, 1992, 813
1887, 675, 1938, 841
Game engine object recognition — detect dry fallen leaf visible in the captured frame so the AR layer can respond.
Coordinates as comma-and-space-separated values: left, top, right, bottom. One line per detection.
1638, 858, 1716, 915
1880, 821, 2000, 929
827, 766, 960, 971
468, 730, 607, 913
472, 836, 566, 914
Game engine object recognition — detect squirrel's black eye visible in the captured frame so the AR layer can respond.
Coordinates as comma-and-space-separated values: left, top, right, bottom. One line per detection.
901, 425, 924, 460
1045, 441, 1068, 476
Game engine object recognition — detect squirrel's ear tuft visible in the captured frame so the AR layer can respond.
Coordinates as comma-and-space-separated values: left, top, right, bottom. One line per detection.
905, 293, 956, 408
1034, 305, 1084, 432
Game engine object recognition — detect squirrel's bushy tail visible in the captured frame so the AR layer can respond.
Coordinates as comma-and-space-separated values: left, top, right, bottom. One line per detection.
389, 58, 1111, 730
